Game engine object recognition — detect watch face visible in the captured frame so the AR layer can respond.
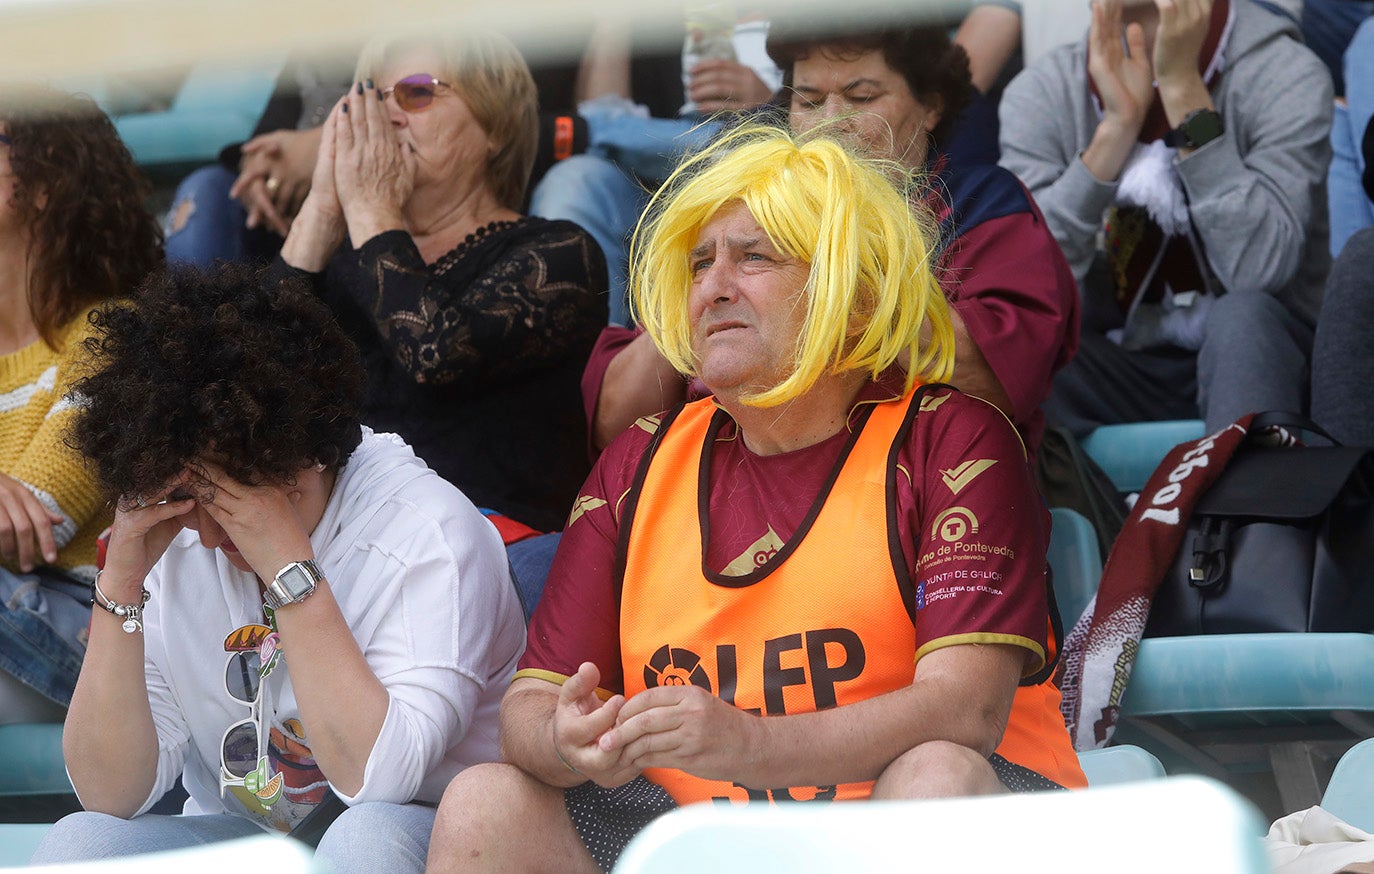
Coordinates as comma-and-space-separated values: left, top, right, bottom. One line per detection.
1184, 110, 1223, 147
269, 561, 320, 607
278, 565, 313, 598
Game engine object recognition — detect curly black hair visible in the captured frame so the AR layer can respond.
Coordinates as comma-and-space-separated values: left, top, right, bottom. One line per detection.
1, 85, 164, 349
69, 263, 366, 502
766, 16, 974, 150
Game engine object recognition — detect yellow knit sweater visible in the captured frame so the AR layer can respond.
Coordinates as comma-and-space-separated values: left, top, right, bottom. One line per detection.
0, 312, 108, 580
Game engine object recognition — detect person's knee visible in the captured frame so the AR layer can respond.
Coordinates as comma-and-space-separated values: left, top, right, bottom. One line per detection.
1204, 292, 1289, 340
315, 802, 434, 874
166, 166, 235, 234
1200, 294, 1310, 380
429, 764, 595, 873
1338, 225, 1374, 264
30, 811, 132, 863
871, 741, 1003, 801
432, 764, 545, 855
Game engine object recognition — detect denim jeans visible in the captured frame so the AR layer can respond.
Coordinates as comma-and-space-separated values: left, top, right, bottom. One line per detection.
31, 802, 437, 872
0, 567, 90, 708
1329, 18, 1374, 256
529, 104, 719, 326
507, 532, 561, 619
164, 165, 284, 269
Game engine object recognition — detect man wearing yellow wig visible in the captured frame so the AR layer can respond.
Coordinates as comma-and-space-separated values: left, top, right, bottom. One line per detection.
427, 125, 1085, 873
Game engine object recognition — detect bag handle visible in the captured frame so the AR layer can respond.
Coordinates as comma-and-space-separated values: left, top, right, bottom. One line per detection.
1249, 411, 1342, 446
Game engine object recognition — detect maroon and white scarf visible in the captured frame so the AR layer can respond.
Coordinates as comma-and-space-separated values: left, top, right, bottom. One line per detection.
1055, 413, 1297, 749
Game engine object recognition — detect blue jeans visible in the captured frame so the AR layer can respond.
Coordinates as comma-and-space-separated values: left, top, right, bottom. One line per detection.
507, 532, 561, 619
1329, 18, 1374, 256
530, 157, 648, 327
0, 567, 89, 708
164, 165, 283, 268
31, 803, 436, 872
529, 108, 718, 326
164, 165, 248, 267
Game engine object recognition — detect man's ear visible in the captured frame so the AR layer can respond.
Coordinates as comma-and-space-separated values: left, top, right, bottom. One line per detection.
922, 95, 945, 135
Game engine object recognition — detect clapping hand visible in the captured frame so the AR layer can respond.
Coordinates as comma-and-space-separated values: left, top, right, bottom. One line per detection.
1153, 0, 1213, 94
1087, 0, 1154, 138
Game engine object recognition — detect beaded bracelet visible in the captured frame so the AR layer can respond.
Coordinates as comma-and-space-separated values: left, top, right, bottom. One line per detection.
92, 571, 150, 634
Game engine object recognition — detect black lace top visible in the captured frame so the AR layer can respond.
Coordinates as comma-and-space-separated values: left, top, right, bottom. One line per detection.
282, 216, 608, 531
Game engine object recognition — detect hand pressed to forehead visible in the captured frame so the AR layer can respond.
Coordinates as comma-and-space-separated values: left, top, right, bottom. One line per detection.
185, 459, 302, 505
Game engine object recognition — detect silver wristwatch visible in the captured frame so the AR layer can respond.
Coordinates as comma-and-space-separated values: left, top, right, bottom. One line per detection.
264, 559, 324, 610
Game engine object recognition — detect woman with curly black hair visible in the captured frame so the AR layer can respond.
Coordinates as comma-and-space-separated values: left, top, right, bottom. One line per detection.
0, 86, 162, 724
31, 264, 525, 872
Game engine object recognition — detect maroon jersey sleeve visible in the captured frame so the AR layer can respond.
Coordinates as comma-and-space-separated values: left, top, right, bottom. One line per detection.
579, 325, 643, 457
898, 389, 1053, 674
516, 417, 660, 695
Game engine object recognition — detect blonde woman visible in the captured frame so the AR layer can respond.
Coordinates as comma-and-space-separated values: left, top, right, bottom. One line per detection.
279, 29, 607, 535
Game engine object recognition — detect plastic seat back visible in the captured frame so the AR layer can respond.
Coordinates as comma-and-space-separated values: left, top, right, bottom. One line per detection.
1081, 420, 1206, 492
613, 776, 1268, 873
1047, 507, 1103, 630
1322, 738, 1374, 833
1077, 745, 1167, 786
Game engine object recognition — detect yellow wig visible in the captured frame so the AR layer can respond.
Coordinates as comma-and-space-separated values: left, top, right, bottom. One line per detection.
628, 122, 955, 408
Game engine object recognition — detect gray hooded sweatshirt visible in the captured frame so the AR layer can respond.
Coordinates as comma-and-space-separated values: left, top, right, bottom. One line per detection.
998, 0, 1332, 328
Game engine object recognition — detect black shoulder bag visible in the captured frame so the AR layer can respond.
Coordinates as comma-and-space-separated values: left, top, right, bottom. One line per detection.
1145, 413, 1374, 636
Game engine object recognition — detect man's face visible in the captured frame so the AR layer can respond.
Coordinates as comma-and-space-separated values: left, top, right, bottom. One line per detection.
688, 201, 812, 398
789, 47, 940, 172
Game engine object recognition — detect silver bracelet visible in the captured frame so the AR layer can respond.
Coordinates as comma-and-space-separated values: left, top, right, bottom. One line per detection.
92, 571, 150, 634
552, 730, 583, 777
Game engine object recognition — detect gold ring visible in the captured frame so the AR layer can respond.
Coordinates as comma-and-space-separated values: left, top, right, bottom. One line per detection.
265, 176, 281, 194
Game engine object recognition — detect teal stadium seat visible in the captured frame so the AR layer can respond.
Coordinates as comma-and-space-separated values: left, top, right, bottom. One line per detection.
1322, 738, 1374, 833
0, 723, 71, 801
1077, 745, 1167, 786
60, 57, 284, 171
1080, 419, 1207, 493
1047, 507, 1102, 630
0, 823, 52, 867
612, 776, 1269, 873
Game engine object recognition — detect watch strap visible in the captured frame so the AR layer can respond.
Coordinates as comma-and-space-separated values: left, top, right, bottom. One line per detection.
1164, 108, 1224, 150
